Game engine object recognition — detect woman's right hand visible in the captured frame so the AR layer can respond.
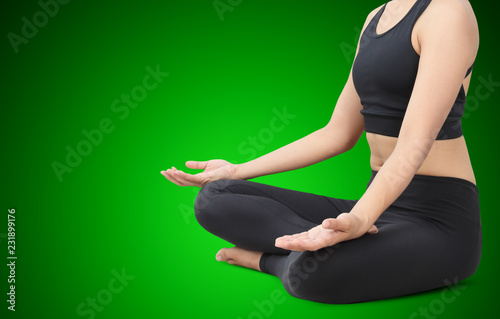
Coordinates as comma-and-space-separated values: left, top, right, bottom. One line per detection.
161, 159, 239, 187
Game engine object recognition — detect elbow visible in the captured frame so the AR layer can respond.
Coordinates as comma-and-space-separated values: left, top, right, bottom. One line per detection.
338, 137, 359, 154
321, 126, 361, 156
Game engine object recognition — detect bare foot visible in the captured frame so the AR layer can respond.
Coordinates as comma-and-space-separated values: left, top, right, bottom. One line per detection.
216, 247, 264, 271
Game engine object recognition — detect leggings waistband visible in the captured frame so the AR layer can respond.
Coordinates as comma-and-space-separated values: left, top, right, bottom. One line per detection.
369, 170, 479, 194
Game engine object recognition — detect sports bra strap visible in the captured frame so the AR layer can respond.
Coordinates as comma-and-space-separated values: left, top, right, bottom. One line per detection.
466, 63, 474, 78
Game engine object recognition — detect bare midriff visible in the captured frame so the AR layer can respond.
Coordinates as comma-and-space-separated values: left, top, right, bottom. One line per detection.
367, 132, 476, 185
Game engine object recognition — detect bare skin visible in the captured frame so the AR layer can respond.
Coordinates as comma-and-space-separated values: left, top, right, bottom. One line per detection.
162, 0, 479, 271
215, 247, 263, 271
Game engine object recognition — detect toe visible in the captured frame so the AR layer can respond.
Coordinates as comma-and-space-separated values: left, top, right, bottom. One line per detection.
216, 247, 230, 262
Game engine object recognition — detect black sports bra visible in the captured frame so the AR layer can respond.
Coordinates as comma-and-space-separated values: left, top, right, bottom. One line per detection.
352, 0, 474, 140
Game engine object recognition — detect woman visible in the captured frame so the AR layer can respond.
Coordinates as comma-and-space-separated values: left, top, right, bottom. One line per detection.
161, 0, 481, 304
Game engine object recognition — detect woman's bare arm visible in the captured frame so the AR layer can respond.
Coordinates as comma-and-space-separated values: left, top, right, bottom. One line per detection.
167, 70, 369, 186
234, 72, 364, 180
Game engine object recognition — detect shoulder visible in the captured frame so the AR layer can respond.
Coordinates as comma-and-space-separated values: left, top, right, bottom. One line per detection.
420, 0, 478, 35
368, 3, 385, 19
417, 0, 479, 51
357, 3, 385, 34
426, 0, 475, 15
364, 3, 385, 27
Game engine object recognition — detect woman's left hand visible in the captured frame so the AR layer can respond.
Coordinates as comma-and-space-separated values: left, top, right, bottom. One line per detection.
275, 213, 379, 251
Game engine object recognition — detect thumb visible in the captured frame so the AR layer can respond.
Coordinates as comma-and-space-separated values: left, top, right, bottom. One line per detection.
366, 225, 379, 234
185, 160, 208, 170
322, 218, 350, 232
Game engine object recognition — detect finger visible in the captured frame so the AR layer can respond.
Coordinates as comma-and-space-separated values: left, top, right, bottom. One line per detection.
172, 167, 196, 186
275, 235, 301, 249
175, 170, 209, 187
172, 169, 203, 187
277, 231, 304, 239
275, 237, 292, 249
278, 236, 309, 251
300, 236, 333, 251
167, 166, 185, 186
292, 238, 314, 251
292, 240, 320, 252
275, 228, 316, 249
161, 169, 184, 186
275, 238, 302, 251
275, 234, 298, 245
276, 235, 293, 241
366, 225, 379, 234
275, 231, 308, 245
310, 236, 339, 251
290, 231, 309, 239
322, 218, 349, 232
185, 160, 208, 170
166, 167, 184, 185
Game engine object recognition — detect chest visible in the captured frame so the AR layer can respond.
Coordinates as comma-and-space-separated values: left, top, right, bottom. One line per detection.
353, 29, 421, 98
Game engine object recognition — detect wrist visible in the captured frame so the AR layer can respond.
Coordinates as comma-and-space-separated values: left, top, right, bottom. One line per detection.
349, 211, 373, 232
230, 163, 243, 180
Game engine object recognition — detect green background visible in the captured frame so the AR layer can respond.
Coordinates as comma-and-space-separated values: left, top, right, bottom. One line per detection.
1, 0, 498, 318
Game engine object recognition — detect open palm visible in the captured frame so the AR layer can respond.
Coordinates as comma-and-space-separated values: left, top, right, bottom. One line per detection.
275, 213, 378, 251
161, 159, 236, 187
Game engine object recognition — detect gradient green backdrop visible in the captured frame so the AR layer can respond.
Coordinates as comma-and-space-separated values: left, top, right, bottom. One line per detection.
1, 0, 499, 318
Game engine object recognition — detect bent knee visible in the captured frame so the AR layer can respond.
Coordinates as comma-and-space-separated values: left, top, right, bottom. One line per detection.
194, 179, 236, 228
194, 179, 235, 211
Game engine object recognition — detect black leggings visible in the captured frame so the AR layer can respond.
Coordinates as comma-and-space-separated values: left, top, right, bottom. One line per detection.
194, 170, 482, 304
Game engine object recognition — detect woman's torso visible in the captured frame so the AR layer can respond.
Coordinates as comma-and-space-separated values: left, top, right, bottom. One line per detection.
368, 133, 476, 185
361, 0, 477, 185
